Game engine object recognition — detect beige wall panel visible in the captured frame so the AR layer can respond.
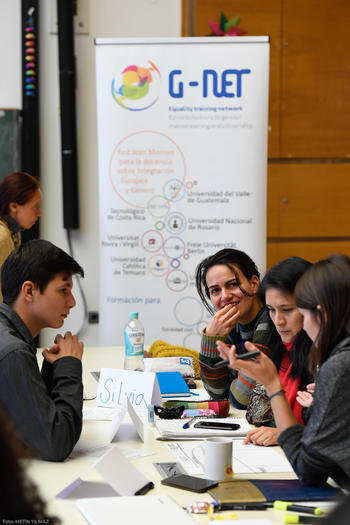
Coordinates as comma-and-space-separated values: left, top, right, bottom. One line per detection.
268, 163, 350, 237
184, 0, 282, 157
281, 0, 350, 158
267, 240, 350, 269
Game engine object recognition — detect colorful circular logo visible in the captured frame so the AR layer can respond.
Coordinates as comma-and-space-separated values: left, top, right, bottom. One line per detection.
111, 60, 161, 111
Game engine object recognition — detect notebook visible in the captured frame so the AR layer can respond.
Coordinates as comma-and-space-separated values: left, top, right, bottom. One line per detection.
155, 371, 191, 397
154, 417, 251, 440
76, 494, 197, 525
209, 479, 342, 503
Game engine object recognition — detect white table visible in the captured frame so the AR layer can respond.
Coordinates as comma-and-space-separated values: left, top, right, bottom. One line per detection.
27, 347, 305, 525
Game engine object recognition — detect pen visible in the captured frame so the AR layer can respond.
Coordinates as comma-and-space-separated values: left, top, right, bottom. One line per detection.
182, 416, 197, 429
274, 501, 324, 515
284, 514, 324, 524
182, 414, 222, 428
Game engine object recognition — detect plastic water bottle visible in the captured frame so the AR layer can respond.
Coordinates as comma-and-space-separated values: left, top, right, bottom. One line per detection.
123, 312, 144, 370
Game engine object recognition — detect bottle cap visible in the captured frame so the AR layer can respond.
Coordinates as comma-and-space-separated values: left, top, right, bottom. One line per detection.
130, 312, 138, 319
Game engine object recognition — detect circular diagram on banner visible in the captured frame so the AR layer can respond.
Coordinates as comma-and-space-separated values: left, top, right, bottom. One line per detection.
165, 212, 186, 235
163, 179, 186, 202
155, 220, 165, 230
174, 296, 204, 327
147, 195, 170, 218
166, 270, 188, 292
109, 131, 186, 209
147, 254, 169, 277
141, 230, 163, 253
170, 258, 181, 269
163, 236, 185, 259
183, 332, 202, 348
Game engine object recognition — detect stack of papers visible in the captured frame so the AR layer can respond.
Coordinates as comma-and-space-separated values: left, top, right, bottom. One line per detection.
154, 417, 251, 440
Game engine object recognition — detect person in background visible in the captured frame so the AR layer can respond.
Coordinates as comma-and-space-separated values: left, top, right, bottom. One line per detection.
196, 248, 282, 409
217, 254, 350, 487
0, 239, 84, 461
243, 257, 314, 446
0, 171, 42, 301
0, 405, 59, 522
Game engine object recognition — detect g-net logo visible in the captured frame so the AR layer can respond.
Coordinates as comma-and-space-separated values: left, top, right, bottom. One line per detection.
111, 60, 161, 111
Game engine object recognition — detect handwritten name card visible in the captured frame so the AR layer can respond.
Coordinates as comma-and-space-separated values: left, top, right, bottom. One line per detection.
96, 368, 162, 411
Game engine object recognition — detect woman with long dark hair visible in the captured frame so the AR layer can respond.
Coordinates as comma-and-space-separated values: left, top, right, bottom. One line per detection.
244, 257, 314, 446
0, 171, 41, 300
217, 255, 350, 487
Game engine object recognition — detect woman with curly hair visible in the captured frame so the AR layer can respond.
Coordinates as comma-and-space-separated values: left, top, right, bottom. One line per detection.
196, 248, 282, 409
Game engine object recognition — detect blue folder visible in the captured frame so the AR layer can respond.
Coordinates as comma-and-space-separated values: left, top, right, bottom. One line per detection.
210, 478, 342, 503
155, 371, 191, 397
252, 478, 342, 502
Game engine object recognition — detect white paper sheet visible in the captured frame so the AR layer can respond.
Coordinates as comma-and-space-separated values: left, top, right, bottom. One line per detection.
166, 440, 293, 475
69, 439, 154, 462
83, 406, 119, 420
76, 494, 197, 525
109, 398, 145, 442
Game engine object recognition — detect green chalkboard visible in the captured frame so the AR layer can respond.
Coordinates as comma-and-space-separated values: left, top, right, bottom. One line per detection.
0, 109, 21, 181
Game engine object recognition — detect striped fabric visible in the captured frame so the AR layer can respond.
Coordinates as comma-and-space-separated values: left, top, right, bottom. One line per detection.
199, 307, 280, 409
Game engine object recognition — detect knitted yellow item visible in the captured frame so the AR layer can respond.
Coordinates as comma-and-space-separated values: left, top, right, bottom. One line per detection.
148, 339, 200, 378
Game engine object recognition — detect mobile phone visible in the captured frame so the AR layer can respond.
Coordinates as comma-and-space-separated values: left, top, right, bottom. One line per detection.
236, 350, 260, 360
213, 350, 260, 369
161, 474, 218, 493
193, 421, 240, 431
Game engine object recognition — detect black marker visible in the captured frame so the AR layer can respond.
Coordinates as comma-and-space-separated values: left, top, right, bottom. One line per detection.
213, 501, 271, 511
284, 514, 323, 524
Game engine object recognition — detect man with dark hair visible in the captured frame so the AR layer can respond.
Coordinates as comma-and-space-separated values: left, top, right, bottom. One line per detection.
0, 239, 85, 461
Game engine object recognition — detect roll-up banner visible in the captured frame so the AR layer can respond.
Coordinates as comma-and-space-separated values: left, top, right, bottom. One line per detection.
95, 37, 269, 348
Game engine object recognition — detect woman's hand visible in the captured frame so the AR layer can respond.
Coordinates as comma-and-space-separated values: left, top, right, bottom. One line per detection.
216, 340, 281, 394
243, 426, 279, 447
296, 383, 315, 408
296, 391, 313, 407
307, 382, 316, 393
206, 304, 240, 336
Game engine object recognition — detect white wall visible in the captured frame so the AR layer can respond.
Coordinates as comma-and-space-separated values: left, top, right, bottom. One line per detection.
39, 0, 182, 347
0, 0, 21, 108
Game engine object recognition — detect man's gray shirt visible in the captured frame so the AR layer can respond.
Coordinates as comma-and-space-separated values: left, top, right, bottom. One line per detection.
0, 303, 83, 461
